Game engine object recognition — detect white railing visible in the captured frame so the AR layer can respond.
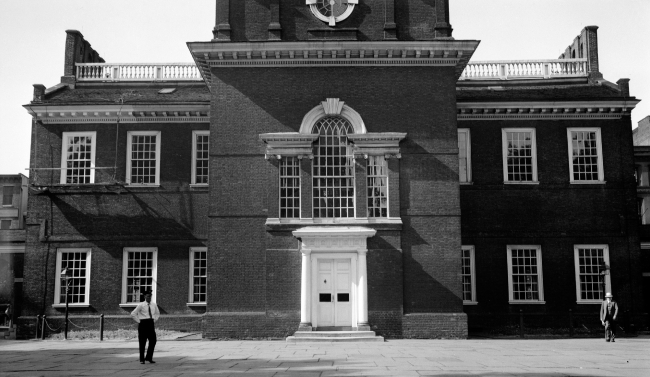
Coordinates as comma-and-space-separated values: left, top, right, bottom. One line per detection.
460, 59, 588, 80
76, 63, 202, 81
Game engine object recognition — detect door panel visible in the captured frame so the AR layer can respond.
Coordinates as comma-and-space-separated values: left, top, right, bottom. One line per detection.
317, 260, 334, 326
334, 259, 351, 326
316, 258, 352, 328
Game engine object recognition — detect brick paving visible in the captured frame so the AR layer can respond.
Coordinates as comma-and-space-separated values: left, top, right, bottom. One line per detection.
0, 337, 648, 376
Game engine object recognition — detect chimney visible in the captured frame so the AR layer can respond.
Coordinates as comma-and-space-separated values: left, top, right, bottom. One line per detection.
212, 0, 231, 41
32, 84, 46, 103
583, 26, 602, 80
617, 78, 630, 97
61, 30, 105, 87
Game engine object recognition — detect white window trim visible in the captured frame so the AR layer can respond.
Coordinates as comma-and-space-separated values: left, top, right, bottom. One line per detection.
462, 245, 477, 305
188, 247, 207, 306
191, 130, 209, 186
574, 244, 611, 304
60, 131, 97, 184
567, 127, 604, 184
458, 129, 472, 184
502, 128, 538, 184
506, 245, 545, 304
54, 248, 92, 307
121, 247, 158, 306
126, 130, 161, 187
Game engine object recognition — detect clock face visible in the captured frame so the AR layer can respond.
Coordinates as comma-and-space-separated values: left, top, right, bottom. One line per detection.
307, 0, 357, 26
315, 0, 349, 18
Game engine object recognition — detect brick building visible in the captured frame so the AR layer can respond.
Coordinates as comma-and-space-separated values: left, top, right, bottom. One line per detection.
1, 173, 28, 339
19, 1, 645, 339
633, 118, 650, 322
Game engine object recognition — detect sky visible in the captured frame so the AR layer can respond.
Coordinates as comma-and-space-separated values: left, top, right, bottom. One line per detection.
1, 0, 648, 176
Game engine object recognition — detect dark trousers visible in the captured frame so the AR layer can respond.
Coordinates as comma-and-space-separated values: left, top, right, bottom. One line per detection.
138, 319, 157, 361
604, 315, 616, 341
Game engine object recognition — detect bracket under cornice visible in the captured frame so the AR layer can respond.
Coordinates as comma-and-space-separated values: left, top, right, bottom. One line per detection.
457, 100, 640, 121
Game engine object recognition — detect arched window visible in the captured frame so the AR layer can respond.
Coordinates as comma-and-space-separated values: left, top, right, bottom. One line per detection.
312, 117, 355, 218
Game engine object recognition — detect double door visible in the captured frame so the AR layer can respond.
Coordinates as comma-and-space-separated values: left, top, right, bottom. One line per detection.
316, 259, 351, 327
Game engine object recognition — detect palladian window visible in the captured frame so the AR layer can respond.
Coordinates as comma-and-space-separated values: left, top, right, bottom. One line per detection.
260, 98, 405, 225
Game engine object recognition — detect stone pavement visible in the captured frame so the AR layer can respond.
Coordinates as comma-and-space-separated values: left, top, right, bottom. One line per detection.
0, 337, 648, 377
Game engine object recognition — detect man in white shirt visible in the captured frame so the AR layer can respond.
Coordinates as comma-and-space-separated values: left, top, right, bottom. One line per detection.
130, 290, 160, 364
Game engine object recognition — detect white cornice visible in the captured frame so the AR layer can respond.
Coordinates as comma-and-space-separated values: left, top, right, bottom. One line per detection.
259, 133, 319, 159
457, 100, 640, 120
348, 133, 407, 158
259, 132, 406, 160
24, 104, 210, 124
188, 40, 479, 84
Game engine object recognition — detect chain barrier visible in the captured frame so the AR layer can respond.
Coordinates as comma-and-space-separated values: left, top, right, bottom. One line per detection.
157, 317, 203, 327
67, 318, 92, 330
43, 318, 62, 332
103, 319, 138, 329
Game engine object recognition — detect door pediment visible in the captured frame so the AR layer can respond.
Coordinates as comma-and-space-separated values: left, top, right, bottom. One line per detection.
293, 226, 376, 252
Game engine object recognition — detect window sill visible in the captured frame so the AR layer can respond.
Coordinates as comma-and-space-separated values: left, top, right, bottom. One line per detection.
266, 217, 403, 231
52, 304, 90, 308
119, 303, 140, 308
189, 184, 208, 188
576, 300, 605, 304
460, 182, 473, 185
125, 185, 160, 188
569, 181, 606, 185
186, 302, 206, 307
509, 301, 546, 305
503, 181, 539, 185
463, 301, 478, 305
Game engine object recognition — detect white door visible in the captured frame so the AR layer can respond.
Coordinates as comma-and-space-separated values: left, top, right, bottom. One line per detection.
317, 259, 352, 327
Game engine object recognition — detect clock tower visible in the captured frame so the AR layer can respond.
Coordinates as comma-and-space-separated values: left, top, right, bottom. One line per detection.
188, 0, 478, 339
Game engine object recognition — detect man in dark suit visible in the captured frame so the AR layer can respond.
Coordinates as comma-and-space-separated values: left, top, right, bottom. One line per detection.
130, 290, 160, 363
600, 292, 618, 342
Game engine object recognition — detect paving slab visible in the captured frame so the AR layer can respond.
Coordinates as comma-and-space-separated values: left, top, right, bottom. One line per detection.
1, 337, 649, 376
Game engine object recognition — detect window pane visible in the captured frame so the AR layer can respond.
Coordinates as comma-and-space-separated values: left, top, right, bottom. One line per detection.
130, 134, 158, 185
194, 134, 209, 184
191, 249, 207, 302
367, 156, 388, 218
505, 131, 534, 182
510, 248, 541, 301
64, 134, 93, 184
279, 157, 300, 218
312, 117, 355, 218
571, 131, 600, 181
458, 131, 469, 182
576, 247, 606, 301
59, 251, 88, 304
125, 251, 154, 303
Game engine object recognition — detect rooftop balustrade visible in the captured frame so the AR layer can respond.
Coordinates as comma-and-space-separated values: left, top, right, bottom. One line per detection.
76, 63, 202, 82
75, 59, 587, 82
460, 59, 588, 80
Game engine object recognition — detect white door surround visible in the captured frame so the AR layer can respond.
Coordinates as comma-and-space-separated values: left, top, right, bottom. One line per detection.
293, 226, 376, 331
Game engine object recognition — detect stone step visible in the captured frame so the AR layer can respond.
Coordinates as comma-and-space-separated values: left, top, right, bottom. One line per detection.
286, 331, 384, 343
292, 331, 377, 338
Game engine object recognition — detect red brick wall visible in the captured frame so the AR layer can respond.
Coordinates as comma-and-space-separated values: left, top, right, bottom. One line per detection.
460, 116, 644, 321
207, 64, 464, 337
22, 120, 210, 319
